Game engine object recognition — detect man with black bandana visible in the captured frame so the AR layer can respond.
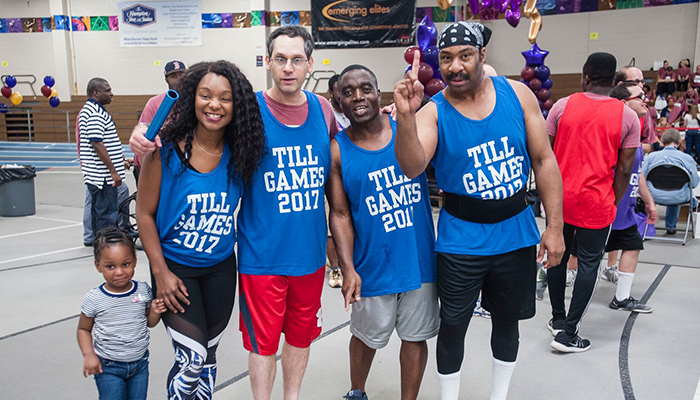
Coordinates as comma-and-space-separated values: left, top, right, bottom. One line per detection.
394, 21, 564, 400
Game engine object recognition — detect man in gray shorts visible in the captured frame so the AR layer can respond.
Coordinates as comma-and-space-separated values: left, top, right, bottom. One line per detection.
327, 65, 438, 400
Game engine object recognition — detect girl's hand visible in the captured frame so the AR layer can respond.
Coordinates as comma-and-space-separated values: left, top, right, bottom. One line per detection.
154, 269, 189, 313
83, 354, 102, 377
151, 298, 168, 315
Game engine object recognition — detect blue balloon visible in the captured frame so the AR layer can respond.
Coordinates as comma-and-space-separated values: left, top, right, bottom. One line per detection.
433, 68, 442, 80
404, 65, 413, 77
49, 96, 60, 108
542, 78, 553, 89
0, 103, 8, 114
44, 75, 55, 87
519, 78, 528, 85
423, 46, 439, 69
542, 109, 549, 119
5, 75, 17, 88
535, 65, 550, 81
416, 15, 437, 51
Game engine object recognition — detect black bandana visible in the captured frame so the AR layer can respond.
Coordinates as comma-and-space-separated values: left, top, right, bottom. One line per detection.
438, 21, 492, 50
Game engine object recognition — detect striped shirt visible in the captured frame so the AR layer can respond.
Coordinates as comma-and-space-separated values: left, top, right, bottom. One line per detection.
81, 281, 152, 362
79, 98, 125, 188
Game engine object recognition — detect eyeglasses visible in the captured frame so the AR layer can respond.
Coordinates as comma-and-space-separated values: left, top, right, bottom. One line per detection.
623, 79, 644, 85
271, 57, 308, 67
624, 93, 646, 101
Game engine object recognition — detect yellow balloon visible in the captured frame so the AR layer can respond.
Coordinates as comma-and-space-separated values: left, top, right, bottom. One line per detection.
51, 88, 59, 98
10, 91, 23, 106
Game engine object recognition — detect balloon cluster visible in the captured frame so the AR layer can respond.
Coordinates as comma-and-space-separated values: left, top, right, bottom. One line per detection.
402, 16, 446, 98
1, 75, 23, 107
41, 76, 60, 108
520, 43, 552, 119
469, 0, 523, 27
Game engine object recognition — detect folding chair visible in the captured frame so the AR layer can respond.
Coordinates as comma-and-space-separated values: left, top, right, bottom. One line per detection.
643, 163, 696, 245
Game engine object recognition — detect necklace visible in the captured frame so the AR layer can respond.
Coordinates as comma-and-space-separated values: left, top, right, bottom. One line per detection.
194, 135, 223, 157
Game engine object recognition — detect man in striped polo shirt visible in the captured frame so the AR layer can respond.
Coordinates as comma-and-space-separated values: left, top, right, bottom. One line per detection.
79, 78, 126, 234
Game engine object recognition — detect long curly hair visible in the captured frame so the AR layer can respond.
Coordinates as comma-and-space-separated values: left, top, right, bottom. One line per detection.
160, 60, 266, 184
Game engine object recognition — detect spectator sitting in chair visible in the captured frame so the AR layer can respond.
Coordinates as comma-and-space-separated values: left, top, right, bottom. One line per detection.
642, 129, 699, 235
659, 96, 684, 127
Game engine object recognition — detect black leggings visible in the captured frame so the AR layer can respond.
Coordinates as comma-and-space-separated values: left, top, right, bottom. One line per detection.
436, 317, 520, 374
154, 253, 237, 400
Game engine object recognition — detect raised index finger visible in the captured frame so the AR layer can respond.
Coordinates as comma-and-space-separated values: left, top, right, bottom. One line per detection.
410, 50, 421, 82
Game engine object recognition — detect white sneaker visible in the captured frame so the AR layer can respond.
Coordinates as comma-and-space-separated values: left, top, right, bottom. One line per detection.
566, 269, 577, 287
328, 268, 342, 288
600, 265, 618, 283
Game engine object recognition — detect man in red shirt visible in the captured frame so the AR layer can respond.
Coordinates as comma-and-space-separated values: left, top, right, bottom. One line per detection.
546, 52, 639, 353
134, 60, 187, 174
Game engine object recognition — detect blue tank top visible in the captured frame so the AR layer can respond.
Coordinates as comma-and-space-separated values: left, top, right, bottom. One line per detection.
612, 146, 644, 230
431, 76, 540, 256
156, 142, 240, 267
237, 91, 331, 276
335, 120, 436, 296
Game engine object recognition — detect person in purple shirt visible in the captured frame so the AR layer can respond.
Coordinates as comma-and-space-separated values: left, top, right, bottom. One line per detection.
599, 84, 658, 313
676, 59, 691, 93
656, 60, 676, 98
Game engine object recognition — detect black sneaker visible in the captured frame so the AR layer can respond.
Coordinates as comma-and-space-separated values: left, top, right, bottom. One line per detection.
609, 296, 652, 313
551, 331, 591, 353
666, 229, 677, 235
548, 318, 564, 336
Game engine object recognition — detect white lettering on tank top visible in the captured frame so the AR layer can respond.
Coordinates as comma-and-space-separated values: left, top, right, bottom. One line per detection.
364, 165, 422, 233
462, 136, 525, 199
263, 145, 325, 214
170, 192, 233, 254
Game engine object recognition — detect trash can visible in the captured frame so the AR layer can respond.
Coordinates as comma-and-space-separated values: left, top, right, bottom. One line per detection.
0, 165, 36, 217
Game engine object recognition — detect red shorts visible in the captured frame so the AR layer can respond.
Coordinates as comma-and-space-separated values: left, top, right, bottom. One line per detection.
239, 266, 325, 355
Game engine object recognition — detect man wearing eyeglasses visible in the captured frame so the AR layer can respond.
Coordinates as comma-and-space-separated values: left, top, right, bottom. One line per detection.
236, 26, 340, 400
598, 83, 658, 312
614, 66, 656, 153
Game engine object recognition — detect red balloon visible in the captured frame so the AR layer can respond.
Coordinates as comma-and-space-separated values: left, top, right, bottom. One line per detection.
529, 78, 542, 91
41, 85, 52, 98
1, 86, 11, 99
404, 46, 422, 64
417, 62, 434, 84
542, 98, 553, 110
425, 78, 446, 97
521, 66, 535, 81
536, 88, 551, 102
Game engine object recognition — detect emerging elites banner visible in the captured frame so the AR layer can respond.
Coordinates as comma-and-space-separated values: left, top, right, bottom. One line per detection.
118, 0, 202, 47
311, 0, 415, 49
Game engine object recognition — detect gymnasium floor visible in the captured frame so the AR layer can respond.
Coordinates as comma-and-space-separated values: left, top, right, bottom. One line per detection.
1, 143, 699, 399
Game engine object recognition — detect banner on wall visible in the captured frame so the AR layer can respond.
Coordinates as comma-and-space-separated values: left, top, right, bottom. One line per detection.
311, 0, 415, 49
118, 0, 201, 47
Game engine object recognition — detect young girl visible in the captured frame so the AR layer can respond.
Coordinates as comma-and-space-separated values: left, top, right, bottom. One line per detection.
136, 60, 266, 399
77, 227, 166, 399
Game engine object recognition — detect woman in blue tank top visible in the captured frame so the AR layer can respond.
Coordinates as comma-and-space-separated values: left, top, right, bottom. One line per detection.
136, 60, 266, 399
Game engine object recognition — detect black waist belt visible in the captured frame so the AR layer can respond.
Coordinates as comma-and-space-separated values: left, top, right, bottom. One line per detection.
443, 188, 528, 224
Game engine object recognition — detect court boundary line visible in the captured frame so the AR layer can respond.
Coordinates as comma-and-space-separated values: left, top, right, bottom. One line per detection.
619, 264, 671, 400
0, 246, 85, 265
0, 223, 82, 240
213, 321, 351, 392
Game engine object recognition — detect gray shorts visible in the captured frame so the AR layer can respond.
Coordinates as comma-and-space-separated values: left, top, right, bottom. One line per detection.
349, 282, 439, 349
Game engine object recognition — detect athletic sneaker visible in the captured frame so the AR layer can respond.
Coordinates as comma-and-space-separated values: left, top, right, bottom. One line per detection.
600, 265, 618, 283
551, 331, 591, 353
328, 267, 343, 288
548, 318, 564, 336
609, 296, 652, 313
343, 389, 368, 400
535, 263, 547, 300
473, 298, 491, 318
566, 269, 577, 287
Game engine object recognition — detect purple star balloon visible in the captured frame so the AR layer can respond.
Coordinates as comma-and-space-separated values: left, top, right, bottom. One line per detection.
521, 43, 549, 67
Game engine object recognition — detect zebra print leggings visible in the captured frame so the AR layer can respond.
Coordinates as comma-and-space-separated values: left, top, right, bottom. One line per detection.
156, 253, 237, 400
